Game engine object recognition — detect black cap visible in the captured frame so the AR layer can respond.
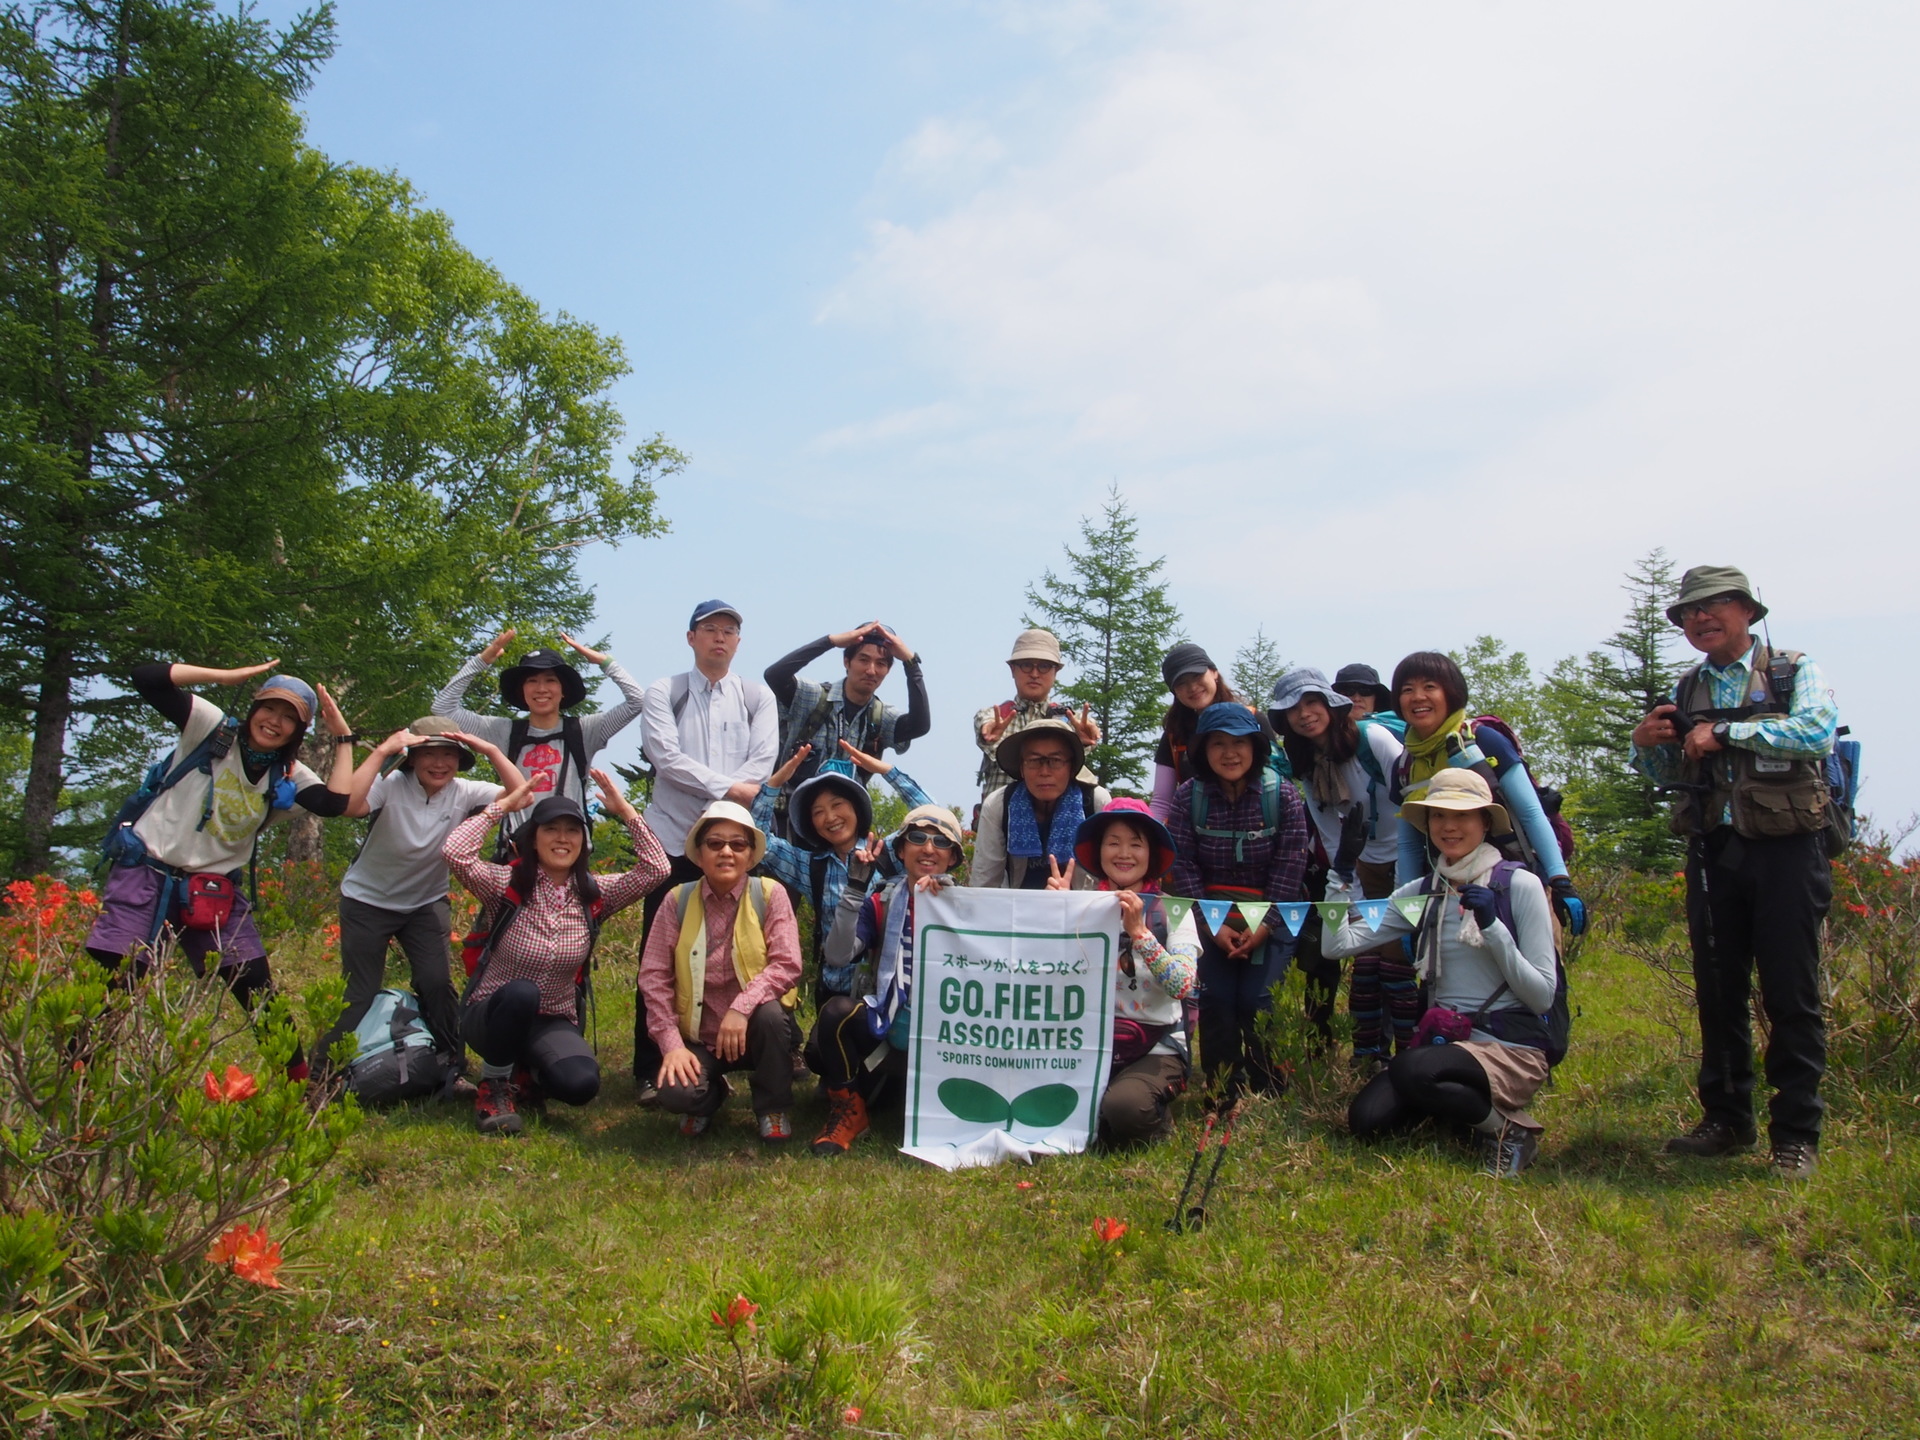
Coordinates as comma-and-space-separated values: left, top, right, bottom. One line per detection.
499, 649, 589, 710
526, 795, 590, 830
1161, 643, 1216, 692
1332, 662, 1394, 708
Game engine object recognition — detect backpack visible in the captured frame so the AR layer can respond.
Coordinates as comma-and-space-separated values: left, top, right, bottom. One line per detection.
460, 868, 606, 1035
342, 989, 447, 1105
1417, 860, 1571, 1065
1188, 767, 1283, 864
493, 714, 591, 860
1391, 722, 1548, 880
100, 716, 294, 869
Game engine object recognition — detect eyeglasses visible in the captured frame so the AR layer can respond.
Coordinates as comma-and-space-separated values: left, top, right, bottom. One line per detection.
701, 835, 752, 852
902, 828, 959, 851
1009, 660, 1059, 676
695, 623, 741, 639
1675, 594, 1745, 621
1022, 753, 1071, 771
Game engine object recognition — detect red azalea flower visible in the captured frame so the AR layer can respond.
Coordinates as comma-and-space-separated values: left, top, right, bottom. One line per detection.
203, 1065, 259, 1103
1016, 1180, 1034, 1190
842, 1405, 863, 1424
710, 1293, 758, 1332
1093, 1217, 1128, 1243
207, 1223, 284, 1287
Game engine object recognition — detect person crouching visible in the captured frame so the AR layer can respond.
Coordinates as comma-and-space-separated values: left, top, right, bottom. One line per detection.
637, 801, 803, 1142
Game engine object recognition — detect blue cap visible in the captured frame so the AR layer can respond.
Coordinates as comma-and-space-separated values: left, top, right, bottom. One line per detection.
689, 599, 744, 629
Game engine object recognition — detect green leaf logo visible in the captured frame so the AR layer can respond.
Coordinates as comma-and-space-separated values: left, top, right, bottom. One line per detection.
937, 1079, 1080, 1131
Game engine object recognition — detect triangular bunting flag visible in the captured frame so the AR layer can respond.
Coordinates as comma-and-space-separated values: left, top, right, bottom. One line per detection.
1235, 900, 1270, 931
1196, 899, 1233, 931
1355, 899, 1391, 933
1160, 896, 1194, 932
1315, 900, 1348, 930
1392, 894, 1431, 927
1274, 901, 1311, 936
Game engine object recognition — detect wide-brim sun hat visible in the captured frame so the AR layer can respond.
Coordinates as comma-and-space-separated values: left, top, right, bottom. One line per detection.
994, 716, 1086, 782
688, 800, 769, 869
1331, 662, 1394, 708
251, 675, 316, 727
788, 771, 873, 852
890, 803, 965, 859
1006, 628, 1063, 667
1400, 767, 1511, 837
1267, 666, 1351, 723
403, 714, 475, 771
499, 648, 589, 710
1187, 702, 1270, 780
1073, 797, 1176, 883
1665, 565, 1767, 626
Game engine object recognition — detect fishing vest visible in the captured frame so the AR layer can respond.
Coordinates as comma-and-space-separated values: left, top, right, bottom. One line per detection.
1668, 646, 1828, 841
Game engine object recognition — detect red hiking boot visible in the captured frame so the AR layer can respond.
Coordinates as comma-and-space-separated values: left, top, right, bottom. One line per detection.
474, 1075, 523, 1136
811, 1087, 869, 1156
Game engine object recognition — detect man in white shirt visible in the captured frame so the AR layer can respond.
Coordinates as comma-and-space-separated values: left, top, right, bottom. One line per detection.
632, 598, 778, 1092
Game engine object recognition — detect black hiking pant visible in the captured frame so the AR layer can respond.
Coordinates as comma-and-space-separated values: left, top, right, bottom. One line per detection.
462, 979, 599, 1107
1686, 828, 1831, 1147
315, 896, 461, 1075
1348, 1045, 1494, 1136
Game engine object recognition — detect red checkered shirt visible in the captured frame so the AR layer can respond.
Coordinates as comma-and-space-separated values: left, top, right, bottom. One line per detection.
446, 803, 670, 1021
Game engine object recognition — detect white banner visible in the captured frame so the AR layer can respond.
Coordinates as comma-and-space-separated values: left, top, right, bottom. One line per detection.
901, 887, 1119, 1170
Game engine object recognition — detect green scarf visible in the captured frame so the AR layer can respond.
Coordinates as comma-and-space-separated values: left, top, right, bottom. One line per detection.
1402, 709, 1474, 787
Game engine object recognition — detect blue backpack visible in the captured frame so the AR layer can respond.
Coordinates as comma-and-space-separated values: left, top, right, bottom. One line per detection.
100, 718, 294, 869
1189, 767, 1282, 863
343, 989, 450, 1104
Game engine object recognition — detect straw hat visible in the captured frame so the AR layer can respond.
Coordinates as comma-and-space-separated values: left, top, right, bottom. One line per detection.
1400, 768, 1511, 836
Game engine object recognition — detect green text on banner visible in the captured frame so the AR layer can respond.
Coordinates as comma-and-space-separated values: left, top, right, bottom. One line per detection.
903, 888, 1119, 1170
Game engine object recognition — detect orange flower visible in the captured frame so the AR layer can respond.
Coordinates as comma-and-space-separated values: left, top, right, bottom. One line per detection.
203, 1065, 259, 1103
1092, 1217, 1128, 1243
709, 1294, 758, 1332
842, 1405, 863, 1424
5, 880, 34, 907
1016, 1180, 1034, 1190
206, 1223, 284, 1287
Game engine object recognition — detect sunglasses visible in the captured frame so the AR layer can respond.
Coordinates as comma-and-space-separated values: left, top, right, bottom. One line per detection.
902, 828, 959, 851
1675, 594, 1746, 621
1010, 660, 1059, 676
701, 835, 753, 852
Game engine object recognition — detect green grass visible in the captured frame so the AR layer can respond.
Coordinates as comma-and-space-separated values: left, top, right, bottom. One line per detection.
231, 921, 1920, 1438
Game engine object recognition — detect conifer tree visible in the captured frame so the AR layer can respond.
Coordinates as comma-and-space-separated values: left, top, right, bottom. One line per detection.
1231, 627, 1286, 708
1024, 486, 1181, 792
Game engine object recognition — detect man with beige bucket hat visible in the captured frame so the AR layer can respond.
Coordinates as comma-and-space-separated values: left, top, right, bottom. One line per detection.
971, 627, 1101, 813
1631, 564, 1840, 1180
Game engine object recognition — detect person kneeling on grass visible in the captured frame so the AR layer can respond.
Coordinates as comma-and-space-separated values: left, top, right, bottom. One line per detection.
446, 770, 669, 1136
638, 802, 804, 1143
1320, 769, 1558, 1178
1047, 798, 1199, 1147
807, 805, 965, 1157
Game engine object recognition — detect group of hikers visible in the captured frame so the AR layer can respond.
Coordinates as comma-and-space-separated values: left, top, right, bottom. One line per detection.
85, 565, 1845, 1180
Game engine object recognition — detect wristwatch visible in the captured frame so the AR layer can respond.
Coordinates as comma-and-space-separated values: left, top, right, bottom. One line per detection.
336, 731, 363, 745
1710, 722, 1731, 746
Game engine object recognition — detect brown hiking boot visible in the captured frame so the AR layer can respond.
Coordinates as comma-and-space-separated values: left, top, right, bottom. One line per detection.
474, 1076, 523, 1136
811, 1087, 870, 1156
1769, 1140, 1818, 1180
1663, 1118, 1756, 1157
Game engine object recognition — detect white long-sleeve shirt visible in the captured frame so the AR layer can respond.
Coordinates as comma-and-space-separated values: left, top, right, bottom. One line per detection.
639, 669, 777, 854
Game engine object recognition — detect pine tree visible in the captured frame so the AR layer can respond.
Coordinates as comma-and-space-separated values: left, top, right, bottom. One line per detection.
1024, 486, 1182, 792
1231, 627, 1287, 708
1543, 549, 1686, 869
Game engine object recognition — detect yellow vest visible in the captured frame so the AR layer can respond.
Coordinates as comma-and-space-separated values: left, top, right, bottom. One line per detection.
670, 878, 795, 1041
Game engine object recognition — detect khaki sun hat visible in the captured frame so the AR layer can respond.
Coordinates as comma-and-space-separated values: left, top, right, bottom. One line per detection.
403, 714, 476, 770
891, 803, 965, 859
687, 800, 768, 869
1400, 767, 1512, 837
1666, 565, 1767, 626
1007, 628, 1063, 667
994, 716, 1086, 782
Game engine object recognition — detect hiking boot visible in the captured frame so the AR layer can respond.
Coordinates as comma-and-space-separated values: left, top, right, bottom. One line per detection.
474, 1076, 522, 1136
1483, 1121, 1539, 1179
811, 1087, 870, 1156
1663, 1118, 1756, 1157
439, 1074, 479, 1103
679, 1112, 712, 1138
791, 1043, 811, 1082
635, 1080, 661, 1109
758, 1110, 794, 1144
512, 1065, 547, 1119
1769, 1140, 1818, 1180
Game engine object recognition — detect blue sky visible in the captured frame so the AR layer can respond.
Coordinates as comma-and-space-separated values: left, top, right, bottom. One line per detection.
267, 1, 1919, 835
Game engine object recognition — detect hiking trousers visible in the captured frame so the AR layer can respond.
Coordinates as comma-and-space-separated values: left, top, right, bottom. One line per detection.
462, 978, 599, 1106
1195, 939, 1282, 1096
1099, 1050, 1189, 1146
656, 1001, 799, 1119
1686, 828, 1831, 1147
316, 896, 461, 1074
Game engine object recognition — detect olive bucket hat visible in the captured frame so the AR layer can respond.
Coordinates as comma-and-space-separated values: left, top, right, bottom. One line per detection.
994, 716, 1086, 782
1666, 565, 1767, 626
401, 714, 476, 771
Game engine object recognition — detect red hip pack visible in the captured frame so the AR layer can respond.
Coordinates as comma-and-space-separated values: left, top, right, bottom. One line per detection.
179, 874, 237, 932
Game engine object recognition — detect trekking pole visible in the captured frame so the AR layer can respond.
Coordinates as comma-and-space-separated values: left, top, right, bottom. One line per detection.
1165, 1113, 1215, 1233
1184, 1106, 1238, 1232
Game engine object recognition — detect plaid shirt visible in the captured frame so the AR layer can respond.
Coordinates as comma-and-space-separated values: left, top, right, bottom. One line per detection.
971, 697, 1077, 795
638, 876, 802, 1054
1165, 774, 1311, 931
446, 803, 669, 1022
1631, 643, 1837, 790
